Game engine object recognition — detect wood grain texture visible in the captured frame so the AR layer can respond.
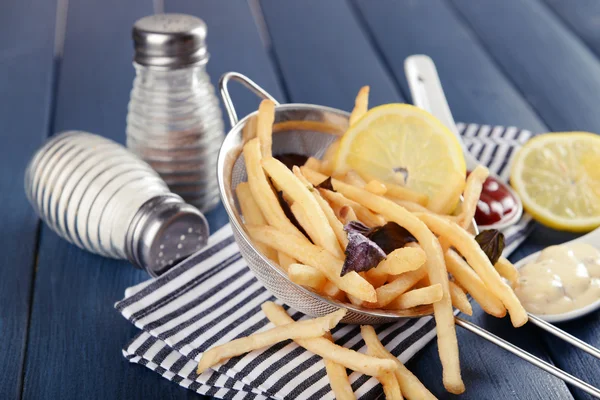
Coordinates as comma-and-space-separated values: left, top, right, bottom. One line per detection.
351, 0, 548, 133
448, 0, 600, 133
261, 1, 572, 398
542, 0, 600, 59
20, 0, 200, 399
0, 0, 58, 398
259, 0, 403, 109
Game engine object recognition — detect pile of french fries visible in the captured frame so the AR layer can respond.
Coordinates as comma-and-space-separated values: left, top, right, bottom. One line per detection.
197, 89, 527, 398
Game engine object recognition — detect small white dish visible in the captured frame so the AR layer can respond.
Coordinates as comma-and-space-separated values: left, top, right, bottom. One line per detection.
514, 228, 600, 323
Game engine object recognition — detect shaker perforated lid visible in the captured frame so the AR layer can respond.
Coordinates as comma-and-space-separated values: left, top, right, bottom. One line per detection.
132, 13, 208, 68
126, 194, 209, 277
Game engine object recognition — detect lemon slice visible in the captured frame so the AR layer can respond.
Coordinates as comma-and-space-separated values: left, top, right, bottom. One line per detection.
335, 104, 466, 214
510, 132, 600, 232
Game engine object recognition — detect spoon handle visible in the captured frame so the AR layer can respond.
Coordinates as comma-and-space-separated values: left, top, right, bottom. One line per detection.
456, 317, 600, 398
528, 313, 600, 359
404, 55, 477, 170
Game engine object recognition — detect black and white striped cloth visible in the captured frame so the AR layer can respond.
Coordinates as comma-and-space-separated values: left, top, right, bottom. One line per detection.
116, 124, 535, 400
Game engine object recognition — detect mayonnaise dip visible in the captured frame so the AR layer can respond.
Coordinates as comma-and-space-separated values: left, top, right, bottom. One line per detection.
515, 243, 600, 315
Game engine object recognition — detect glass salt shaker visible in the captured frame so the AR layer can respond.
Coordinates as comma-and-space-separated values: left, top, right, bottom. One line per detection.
127, 14, 224, 213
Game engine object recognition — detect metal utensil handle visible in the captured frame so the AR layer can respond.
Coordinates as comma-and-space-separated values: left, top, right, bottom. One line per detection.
455, 317, 600, 398
219, 72, 281, 128
528, 313, 600, 360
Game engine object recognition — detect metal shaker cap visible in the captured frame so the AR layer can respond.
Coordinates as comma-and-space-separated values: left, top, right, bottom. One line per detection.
132, 13, 208, 69
126, 194, 209, 276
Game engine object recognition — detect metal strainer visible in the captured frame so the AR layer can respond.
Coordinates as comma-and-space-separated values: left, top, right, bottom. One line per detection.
217, 72, 431, 324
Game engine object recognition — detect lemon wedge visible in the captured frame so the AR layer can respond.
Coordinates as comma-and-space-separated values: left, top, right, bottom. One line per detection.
335, 104, 466, 214
510, 132, 600, 232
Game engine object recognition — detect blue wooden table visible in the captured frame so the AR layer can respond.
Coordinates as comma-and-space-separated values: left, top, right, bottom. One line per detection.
2, 0, 600, 399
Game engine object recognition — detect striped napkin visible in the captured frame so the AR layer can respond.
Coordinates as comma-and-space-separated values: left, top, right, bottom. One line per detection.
116, 124, 535, 399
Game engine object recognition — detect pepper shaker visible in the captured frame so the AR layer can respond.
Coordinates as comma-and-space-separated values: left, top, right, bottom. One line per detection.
25, 131, 209, 277
127, 13, 224, 213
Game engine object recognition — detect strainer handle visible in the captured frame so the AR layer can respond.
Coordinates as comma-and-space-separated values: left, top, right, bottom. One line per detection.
219, 72, 281, 127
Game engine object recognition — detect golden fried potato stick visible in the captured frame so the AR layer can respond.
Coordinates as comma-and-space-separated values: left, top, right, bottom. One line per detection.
349, 86, 370, 126
293, 166, 348, 249
322, 280, 347, 302
257, 100, 275, 158
355, 171, 428, 206
277, 252, 296, 273
288, 263, 327, 291
197, 306, 346, 373
343, 170, 367, 188
236, 182, 278, 261
304, 156, 324, 173
448, 280, 473, 315
323, 331, 356, 400
445, 250, 507, 318
369, 267, 428, 308
263, 157, 344, 259
320, 189, 385, 228
338, 205, 358, 225
417, 213, 527, 327
242, 114, 258, 142
243, 138, 303, 237
495, 257, 520, 288
361, 326, 436, 400
365, 180, 388, 196
376, 247, 427, 275
385, 284, 443, 310
247, 225, 376, 302
364, 267, 388, 288
263, 302, 397, 377
458, 165, 489, 229
300, 167, 464, 393
379, 371, 404, 400
322, 140, 341, 164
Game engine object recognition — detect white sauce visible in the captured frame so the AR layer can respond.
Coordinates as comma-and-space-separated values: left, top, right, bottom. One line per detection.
515, 243, 600, 315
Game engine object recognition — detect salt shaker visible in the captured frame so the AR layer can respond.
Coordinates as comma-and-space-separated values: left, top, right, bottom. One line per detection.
127, 13, 224, 213
24, 131, 210, 277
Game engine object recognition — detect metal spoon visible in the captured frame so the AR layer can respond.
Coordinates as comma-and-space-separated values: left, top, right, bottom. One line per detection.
404, 55, 523, 231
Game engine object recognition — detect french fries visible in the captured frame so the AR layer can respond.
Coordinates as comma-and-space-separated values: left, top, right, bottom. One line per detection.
288, 263, 327, 291
449, 280, 473, 316
243, 138, 303, 237
322, 332, 356, 400
277, 252, 296, 273
376, 247, 427, 275
257, 100, 275, 158
349, 86, 370, 126
247, 225, 376, 302
385, 284, 443, 310
361, 326, 436, 400
445, 250, 507, 318
495, 257, 520, 288
301, 168, 464, 393
228, 87, 529, 398
417, 213, 527, 327
263, 157, 344, 259
338, 205, 358, 224
236, 182, 278, 261
371, 267, 428, 308
197, 306, 346, 373
365, 179, 388, 196
263, 302, 397, 377
319, 188, 385, 227
458, 165, 489, 229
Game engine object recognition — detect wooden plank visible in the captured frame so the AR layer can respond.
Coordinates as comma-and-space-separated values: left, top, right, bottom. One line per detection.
259, 0, 402, 110
166, 0, 286, 125
260, 1, 573, 398
448, 0, 600, 133
542, 0, 600, 59
352, 0, 548, 133
20, 1, 202, 399
0, 0, 58, 398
